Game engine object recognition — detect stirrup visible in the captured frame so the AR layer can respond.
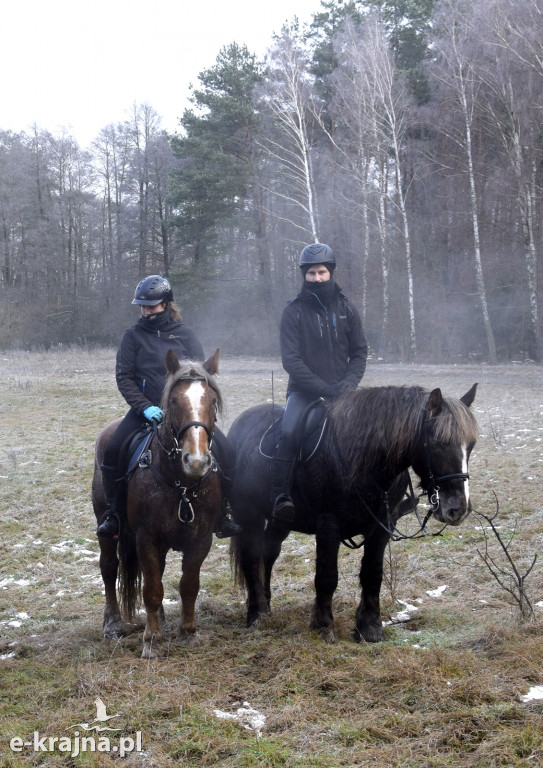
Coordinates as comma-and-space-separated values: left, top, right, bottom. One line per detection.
272, 494, 296, 525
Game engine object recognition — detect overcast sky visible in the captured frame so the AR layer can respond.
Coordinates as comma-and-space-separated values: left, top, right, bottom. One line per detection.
1, 0, 321, 148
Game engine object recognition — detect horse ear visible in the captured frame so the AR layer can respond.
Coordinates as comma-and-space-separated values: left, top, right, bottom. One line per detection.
165, 349, 180, 375
204, 348, 220, 376
427, 388, 443, 417
460, 383, 478, 408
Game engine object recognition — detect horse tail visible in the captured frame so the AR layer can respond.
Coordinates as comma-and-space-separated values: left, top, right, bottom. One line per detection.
229, 536, 246, 590
117, 527, 141, 621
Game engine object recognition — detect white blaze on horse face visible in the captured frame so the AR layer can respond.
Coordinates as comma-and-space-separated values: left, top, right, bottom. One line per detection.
462, 444, 470, 504
184, 380, 210, 460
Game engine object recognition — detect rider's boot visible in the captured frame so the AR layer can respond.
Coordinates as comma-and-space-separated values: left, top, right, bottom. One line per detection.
96, 464, 121, 539
271, 458, 296, 526
214, 473, 242, 539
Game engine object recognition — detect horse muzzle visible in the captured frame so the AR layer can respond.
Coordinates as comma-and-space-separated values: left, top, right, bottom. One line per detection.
181, 449, 213, 479
431, 493, 471, 526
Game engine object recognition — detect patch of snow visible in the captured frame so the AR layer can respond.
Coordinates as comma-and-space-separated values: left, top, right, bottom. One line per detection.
51, 540, 75, 552
521, 686, 543, 703
426, 585, 448, 597
384, 599, 421, 625
213, 701, 266, 738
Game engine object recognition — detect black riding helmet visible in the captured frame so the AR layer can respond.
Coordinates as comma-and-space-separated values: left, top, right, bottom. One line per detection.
132, 275, 173, 306
299, 243, 335, 275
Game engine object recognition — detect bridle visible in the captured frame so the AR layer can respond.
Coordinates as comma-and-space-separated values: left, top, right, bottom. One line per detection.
343, 410, 470, 548
140, 375, 218, 523
422, 413, 470, 514
156, 419, 215, 459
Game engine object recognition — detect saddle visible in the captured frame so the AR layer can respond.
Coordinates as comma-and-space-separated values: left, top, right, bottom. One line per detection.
259, 398, 328, 462
122, 425, 155, 481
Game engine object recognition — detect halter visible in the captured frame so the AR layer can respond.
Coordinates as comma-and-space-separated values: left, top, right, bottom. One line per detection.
422, 413, 470, 514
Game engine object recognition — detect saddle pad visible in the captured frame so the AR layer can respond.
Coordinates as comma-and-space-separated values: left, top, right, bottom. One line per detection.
259, 401, 328, 462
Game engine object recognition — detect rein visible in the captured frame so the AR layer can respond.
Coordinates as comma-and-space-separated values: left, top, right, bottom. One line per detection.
345, 478, 444, 548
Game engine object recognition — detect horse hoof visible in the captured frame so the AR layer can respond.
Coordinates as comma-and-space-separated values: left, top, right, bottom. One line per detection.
176, 632, 200, 647
353, 626, 385, 643
317, 626, 337, 644
247, 607, 270, 627
103, 620, 123, 639
141, 644, 160, 660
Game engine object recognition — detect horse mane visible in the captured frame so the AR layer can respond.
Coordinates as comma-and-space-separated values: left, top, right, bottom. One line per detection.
160, 358, 223, 416
330, 385, 478, 485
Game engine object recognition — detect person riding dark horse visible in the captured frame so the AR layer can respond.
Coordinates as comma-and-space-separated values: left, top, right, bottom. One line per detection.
271, 243, 368, 525
96, 274, 241, 540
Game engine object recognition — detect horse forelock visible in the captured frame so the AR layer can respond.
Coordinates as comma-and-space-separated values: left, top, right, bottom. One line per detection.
432, 395, 478, 446
160, 359, 222, 416
330, 386, 477, 485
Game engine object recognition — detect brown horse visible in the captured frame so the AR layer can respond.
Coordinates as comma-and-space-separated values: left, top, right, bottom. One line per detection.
92, 349, 222, 659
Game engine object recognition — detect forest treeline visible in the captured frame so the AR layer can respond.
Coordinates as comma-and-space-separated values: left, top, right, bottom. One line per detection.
1, 0, 542, 362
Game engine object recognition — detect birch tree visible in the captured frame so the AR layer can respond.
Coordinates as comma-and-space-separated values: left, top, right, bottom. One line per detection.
481, 0, 543, 360
429, 0, 498, 363
259, 24, 321, 245
333, 15, 417, 358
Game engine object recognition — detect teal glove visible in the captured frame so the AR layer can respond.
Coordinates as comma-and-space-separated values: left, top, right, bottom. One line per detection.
143, 406, 164, 423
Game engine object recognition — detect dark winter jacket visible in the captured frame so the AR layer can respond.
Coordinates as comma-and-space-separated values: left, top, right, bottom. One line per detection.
115, 309, 204, 414
280, 281, 367, 399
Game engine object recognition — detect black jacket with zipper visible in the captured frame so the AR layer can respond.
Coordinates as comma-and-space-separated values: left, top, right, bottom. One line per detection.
279, 282, 367, 399
115, 310, 204, 414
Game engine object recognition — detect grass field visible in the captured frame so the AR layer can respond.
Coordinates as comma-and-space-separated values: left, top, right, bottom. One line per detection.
1, 348, 542, 766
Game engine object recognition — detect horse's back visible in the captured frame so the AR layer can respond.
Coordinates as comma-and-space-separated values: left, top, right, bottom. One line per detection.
228, 402, 281, 453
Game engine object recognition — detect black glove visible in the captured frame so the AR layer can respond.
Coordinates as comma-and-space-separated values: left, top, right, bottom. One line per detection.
322, 382, 338, 399
336, 380, 355, 394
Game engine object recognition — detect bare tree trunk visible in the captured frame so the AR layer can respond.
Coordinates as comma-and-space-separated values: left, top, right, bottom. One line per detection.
460, 76, 497, 363
259, 26, 320, 242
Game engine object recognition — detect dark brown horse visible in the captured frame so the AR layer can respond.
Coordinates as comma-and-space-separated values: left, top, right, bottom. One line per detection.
229, 384, 478, 644
92, 349, 222, 659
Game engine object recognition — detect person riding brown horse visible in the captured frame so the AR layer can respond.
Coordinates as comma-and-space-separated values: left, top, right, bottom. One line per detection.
96, 274, 240, 540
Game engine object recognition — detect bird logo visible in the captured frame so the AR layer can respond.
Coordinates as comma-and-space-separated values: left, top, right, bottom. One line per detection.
67, 698, 122, 733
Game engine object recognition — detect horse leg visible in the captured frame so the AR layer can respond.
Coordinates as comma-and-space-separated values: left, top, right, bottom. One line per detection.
177, 536, 213, 644
158, 558, 170, 631
311, 516, 340, 644
139, 542, 166, 660
99, 537, 123, 639
354, 531, 389, 643
237, 527, 273, 626
262, 526, 288, 608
